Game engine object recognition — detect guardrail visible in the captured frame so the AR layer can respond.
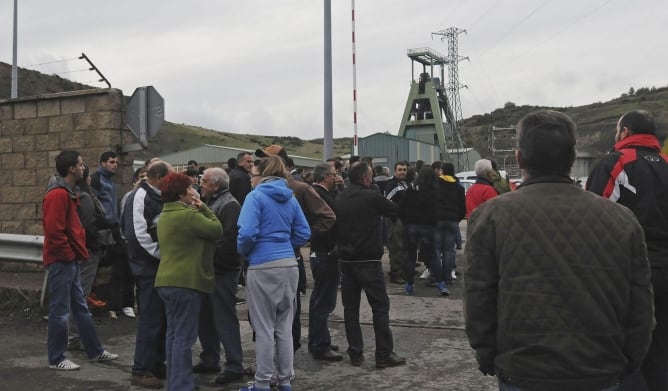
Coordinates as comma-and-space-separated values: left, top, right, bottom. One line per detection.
0, 233, 47, 307
0, 233, 44, 262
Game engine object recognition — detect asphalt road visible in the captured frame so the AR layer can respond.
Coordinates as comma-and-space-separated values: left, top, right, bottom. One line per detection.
0, 228, 498, 391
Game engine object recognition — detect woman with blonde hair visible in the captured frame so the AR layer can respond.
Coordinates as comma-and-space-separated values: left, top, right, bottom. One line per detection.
237, 155, 311, 391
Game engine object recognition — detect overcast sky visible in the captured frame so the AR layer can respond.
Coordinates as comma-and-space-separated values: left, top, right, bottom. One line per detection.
2, 0, 666, 140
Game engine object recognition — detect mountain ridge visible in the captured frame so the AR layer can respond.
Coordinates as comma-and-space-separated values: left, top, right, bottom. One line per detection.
2, 61, 667, 159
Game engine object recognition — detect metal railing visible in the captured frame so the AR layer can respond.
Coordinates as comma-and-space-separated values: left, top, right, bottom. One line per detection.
0, 233, 47, 306
0, 233, 44, 262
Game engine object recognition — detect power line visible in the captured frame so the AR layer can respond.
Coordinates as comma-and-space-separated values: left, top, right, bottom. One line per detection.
26, 57, 79, 67
466, 0, 500, 30
507, 0, 615, 62
482, 0, 550, 55
53, 68, 89, 75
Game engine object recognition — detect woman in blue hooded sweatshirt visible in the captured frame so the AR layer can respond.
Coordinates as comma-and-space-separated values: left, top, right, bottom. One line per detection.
237, 155, 311, 391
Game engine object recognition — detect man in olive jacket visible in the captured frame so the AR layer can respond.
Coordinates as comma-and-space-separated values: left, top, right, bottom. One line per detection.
464, 110, 654, 391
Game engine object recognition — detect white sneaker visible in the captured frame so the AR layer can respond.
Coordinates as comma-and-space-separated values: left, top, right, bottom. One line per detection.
451, 270, 457, 280
122, 307, 136, 318
419, 269, 432, 280
91, 350, 118, 362
49, 358, 80, 370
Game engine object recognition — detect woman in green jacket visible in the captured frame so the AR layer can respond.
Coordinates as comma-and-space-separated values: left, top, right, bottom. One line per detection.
155, 172, 223, 391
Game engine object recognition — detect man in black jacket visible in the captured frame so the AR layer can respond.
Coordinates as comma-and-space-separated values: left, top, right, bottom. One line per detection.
308, 163, 342, 361
229, 151, 253, 205
588, 110, 668, 391
384, 161, 408, 284
335, 162, 406, 369
121, 160, 173, 389
466, 110, 653, 391
434, 162, 466, 284
195, 167, 253, 385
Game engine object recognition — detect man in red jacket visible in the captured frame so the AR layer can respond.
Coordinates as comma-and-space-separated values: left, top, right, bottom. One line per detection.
465, 159, 498, 217
43, 150, 118, 371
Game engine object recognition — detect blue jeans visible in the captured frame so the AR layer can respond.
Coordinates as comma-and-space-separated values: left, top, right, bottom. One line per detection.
158, 287, 203, 391
340, 261, 393, 359
198, 270, 245, 373
308, 250, 340, 353
403, 224, 438, 285
499, 379, 619, 391
133, 276, 166, 376
47, 261, 104, 364
434, 220, 459, 283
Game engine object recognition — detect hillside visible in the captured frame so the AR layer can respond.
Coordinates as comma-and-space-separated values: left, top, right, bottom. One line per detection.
0, 62, 91, 97
461, 86, 668, 158
153, 122, 353, 159
2, 62, 667, 159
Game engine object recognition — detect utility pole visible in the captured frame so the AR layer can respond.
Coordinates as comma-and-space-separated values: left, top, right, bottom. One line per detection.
351, 0, 359, 156
323, 0, 333, 160
11, 0, 18, 98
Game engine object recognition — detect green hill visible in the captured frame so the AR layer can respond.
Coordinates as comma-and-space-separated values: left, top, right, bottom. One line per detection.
461, 86, 668, 158
2, 61, 667, 159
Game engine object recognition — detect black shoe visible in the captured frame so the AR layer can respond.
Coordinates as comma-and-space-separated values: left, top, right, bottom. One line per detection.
376, 352, 406, 368
330, 344, 339, 352
214, 370, 243, 385
153, 364, 167, 379
235, 296, 245, 305
313, 349, 344, 361
350, 354, 365, 367
192, 362, 221, 374
131, 374, 163, 389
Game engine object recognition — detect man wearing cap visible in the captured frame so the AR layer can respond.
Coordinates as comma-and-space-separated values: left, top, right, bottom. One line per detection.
255, 145, 336, 352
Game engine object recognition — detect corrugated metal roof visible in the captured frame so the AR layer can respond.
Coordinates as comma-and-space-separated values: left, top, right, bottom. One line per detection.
159, 144, 323, 168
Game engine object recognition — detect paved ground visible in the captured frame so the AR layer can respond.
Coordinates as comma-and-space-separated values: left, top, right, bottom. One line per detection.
0, 224, 498, 391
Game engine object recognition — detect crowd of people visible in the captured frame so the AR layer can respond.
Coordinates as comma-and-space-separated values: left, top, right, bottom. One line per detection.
41, 108, 668, 391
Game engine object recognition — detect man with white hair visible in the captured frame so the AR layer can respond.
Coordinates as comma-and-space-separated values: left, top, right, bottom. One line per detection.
466, 159, 498, 217
195, 167, 252, 385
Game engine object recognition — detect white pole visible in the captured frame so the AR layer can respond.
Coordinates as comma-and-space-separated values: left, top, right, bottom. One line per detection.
11, 0, 18, 98
351, 0, 359, 156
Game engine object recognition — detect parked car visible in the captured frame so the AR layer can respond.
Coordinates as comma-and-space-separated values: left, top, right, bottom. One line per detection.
456, 171, 477, 181
459, 179, 475, 194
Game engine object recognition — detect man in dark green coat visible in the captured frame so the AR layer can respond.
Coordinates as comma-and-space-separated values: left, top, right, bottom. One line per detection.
464, 110, 654, 391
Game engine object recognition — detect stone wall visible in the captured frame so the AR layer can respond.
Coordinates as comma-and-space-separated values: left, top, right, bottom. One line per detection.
0, 88, 150, 236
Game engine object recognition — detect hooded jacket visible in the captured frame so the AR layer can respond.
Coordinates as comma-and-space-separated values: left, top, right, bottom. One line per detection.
42, 176, 88, 266
91, 166, 119, 226
435, 174, 466, 222
237, 177, 311, 267
587, 133, 668, 268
